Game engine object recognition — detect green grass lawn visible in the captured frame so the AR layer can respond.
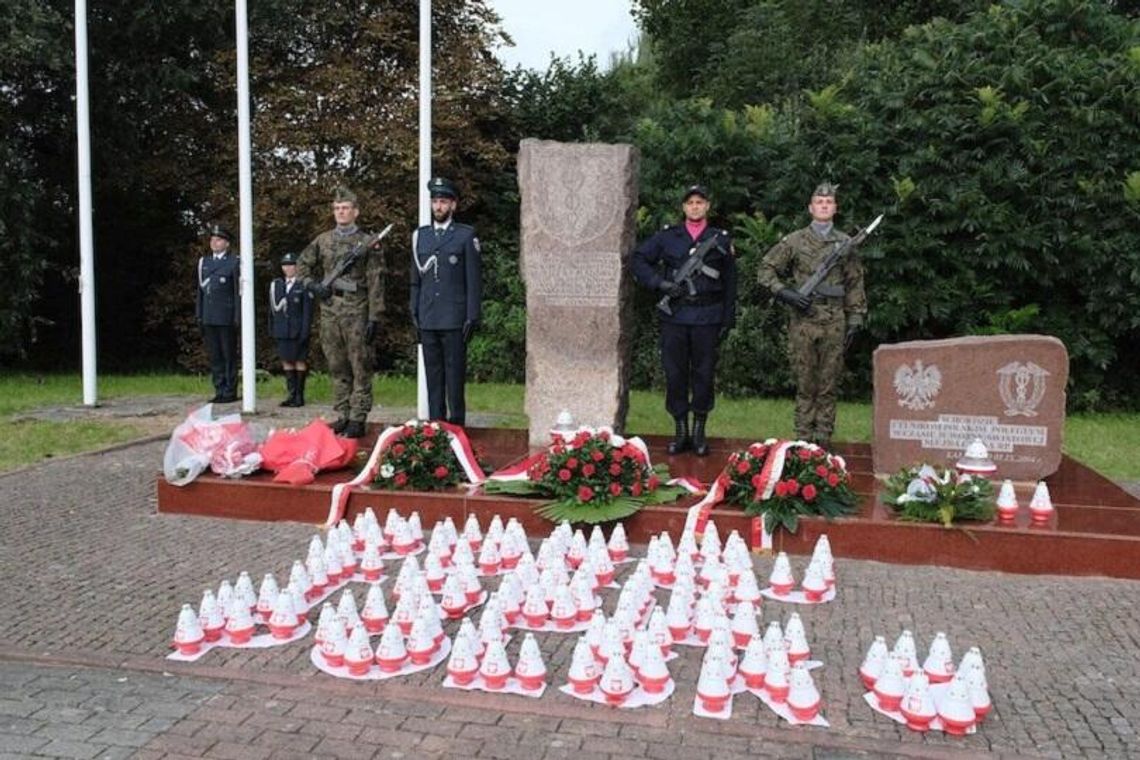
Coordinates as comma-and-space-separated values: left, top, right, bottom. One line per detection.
1, 372, 1137, 480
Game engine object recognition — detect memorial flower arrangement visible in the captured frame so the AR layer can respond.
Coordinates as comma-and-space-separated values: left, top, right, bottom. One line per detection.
882, 464, 995, 527
372, 421, 482, 492
484, 429, 686, 523
720, 440, 858, 534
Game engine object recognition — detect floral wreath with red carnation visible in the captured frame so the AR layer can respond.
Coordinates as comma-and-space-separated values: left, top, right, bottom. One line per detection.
485, 427, 689, 524
714, 438, 858, 535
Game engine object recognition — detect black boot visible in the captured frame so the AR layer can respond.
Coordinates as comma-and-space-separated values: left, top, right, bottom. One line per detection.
343, 420, 366, 439
692, 414, 709, 457
667, 415, 691, 455
330, 418, 350, 434
279, 371, 297, 407
294, 370, 307, 407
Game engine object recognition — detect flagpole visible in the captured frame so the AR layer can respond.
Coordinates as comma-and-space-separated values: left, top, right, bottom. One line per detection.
75, 0, 98, 406
416, 0, 431, 420
236, 0, 257, 413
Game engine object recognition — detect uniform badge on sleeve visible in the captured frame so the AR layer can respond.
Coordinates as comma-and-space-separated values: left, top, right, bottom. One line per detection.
473, 238, 481, 252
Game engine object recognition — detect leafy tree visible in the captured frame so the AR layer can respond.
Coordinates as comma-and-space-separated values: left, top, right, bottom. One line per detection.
0, 1, 67, 359
632, 0, 990, 106
839, 0, 1140, 407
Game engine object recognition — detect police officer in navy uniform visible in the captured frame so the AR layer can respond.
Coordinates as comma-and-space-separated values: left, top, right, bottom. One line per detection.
631, 185, 736, 456
268, 252, 314, 407
196, 224, 240, 403
410, 177, 482, 426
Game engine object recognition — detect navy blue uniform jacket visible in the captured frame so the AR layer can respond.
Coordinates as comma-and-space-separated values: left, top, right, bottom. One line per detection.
410, 223, 482, 331
267, 279, 313, 340
196, 252, 240, 326
630, 224, 737, 326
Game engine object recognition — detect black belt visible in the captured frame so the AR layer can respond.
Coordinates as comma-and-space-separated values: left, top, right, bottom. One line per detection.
677, 293, 722, 306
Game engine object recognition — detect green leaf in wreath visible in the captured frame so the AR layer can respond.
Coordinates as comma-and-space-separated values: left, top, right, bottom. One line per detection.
482, 479, 544, 497
535, 495, 645, 524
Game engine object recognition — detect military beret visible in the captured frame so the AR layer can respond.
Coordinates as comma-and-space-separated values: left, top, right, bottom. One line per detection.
207, 224, 233, 241
279, 252, 299, 265
812, 182, 839, 198
333, 186, 358, 204
682, 184, 709, 202
428, 176, 458, 199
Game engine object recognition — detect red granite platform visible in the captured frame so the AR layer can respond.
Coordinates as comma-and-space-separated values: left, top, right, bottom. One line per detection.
156, 426, 1140, 579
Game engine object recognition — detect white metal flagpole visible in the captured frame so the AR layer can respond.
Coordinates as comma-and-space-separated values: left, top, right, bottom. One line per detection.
75, 0, 97, 406
416, 0, 431, 420
236, 0, 257, 413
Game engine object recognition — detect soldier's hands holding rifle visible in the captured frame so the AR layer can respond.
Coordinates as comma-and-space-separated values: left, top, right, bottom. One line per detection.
307, 281, 332, 301
659, 280, 685, 299
776, 287, 812, 313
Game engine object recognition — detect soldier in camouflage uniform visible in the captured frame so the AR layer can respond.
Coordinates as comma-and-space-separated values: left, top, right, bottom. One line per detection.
758, 183, 866, 449
297, 188, 387, 438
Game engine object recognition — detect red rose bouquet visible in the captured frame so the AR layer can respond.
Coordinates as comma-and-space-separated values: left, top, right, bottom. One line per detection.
485, 429, 686, 523
372, 421, 482, 491
721, 439, 858, 534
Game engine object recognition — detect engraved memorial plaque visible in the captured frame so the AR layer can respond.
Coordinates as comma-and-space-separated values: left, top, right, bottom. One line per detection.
517, 139, 639, 447
872, 335, 1068, 480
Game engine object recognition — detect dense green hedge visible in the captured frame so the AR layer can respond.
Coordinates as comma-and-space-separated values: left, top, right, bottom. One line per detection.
469, 0, 1140, 410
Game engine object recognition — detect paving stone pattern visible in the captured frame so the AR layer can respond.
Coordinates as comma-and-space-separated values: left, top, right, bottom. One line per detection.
1, 440, 1139, 758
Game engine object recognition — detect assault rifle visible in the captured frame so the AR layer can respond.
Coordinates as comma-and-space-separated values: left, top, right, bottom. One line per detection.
795, 214, 882, 301
656, 235, 724, 316
316, 223, 394, 301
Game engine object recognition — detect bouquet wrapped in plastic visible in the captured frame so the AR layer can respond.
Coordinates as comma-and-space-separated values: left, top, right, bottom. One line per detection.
163, 404, 263, 485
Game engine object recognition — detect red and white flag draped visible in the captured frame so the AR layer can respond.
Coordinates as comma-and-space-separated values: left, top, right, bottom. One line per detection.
684, 439, 846, 552
260, 420, 358, 485
323, 421, 485, 529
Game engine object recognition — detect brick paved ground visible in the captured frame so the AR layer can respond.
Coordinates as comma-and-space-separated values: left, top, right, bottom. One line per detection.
2, 437, 1140, 759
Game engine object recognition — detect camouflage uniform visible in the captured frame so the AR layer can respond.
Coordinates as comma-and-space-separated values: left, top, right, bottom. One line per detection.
297, 224, 386, 425
759, 217, 866, 445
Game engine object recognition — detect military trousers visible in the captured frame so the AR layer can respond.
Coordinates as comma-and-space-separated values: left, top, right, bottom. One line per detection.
660, 322, 720, 418
201, 324, 238, 397
787, 315, 845, 442
420, 328, 467, 426
321, 310, 374, 423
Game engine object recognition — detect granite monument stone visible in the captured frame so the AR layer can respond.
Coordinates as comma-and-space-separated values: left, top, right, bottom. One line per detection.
873, 335, 1068, 480
517, 139, 639, 447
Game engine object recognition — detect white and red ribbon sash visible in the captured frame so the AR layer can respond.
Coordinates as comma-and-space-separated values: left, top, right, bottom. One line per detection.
755, 440, 794, 500
486, 452, 545, 482
437, 421, 487, 486
666, 476, 704, 494
323, 421, 484, 529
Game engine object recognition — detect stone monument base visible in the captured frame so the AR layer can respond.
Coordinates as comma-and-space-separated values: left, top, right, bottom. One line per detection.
156, 426, 1140, 580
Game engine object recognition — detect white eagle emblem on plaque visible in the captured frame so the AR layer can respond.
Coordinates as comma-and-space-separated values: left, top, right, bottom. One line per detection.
894, 360, 942, 410
997, 361, 1049, 417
